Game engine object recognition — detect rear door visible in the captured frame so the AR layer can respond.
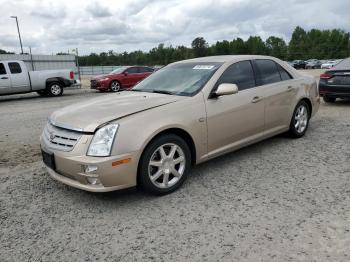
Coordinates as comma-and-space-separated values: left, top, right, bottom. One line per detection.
253, 59, 295, 135
205, 60, 265, 158
8, 62, 30, 93
0, 62, 11, 94
138, 67, 153, 81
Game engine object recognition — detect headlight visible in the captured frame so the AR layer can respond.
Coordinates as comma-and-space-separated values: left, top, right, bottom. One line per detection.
87, 124, 119, 157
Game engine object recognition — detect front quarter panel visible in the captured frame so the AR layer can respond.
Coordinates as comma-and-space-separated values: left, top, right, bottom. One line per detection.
112, 93, 207, 164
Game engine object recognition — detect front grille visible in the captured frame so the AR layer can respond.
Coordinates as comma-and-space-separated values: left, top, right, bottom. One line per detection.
43, 123, 82, 152
90, 80, 97, 88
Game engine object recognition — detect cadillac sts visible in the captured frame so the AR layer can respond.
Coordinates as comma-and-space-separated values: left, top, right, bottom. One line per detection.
41, 55, 320, 195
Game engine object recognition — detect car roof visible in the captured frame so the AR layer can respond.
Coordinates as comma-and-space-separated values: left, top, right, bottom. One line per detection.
176, 55, 282, 64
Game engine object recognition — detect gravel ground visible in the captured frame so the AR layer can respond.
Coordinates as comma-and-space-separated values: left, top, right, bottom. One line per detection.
1, 88, 350, 262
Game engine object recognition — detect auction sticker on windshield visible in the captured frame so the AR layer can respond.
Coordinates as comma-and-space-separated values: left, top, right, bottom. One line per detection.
193, 65, 215, 70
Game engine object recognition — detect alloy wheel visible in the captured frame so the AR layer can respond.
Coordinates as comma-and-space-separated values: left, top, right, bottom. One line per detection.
294, 104, 308, 134
111, 81, 120, 92
148, 143, 186, 189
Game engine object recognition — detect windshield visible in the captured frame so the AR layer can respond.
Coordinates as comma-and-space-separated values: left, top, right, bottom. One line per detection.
132, 62, 222, 96
110, 67, 128, 74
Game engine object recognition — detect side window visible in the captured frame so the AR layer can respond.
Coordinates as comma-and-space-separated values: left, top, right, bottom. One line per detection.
254, 59, 281, 85
8, 62, 22, 74
0, 63, 6, 75
126, 67, 138, 74
216, 60, 256, 91
139, 67, 154, 73
277, 64, 293, 81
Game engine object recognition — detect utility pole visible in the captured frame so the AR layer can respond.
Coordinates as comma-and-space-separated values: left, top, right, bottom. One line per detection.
10, 16, 23, 54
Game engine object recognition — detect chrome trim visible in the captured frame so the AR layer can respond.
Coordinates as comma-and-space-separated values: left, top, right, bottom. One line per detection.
49, 118, 84, 132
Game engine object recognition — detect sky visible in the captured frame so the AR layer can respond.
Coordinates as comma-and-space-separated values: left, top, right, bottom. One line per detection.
0, 0, 349, 55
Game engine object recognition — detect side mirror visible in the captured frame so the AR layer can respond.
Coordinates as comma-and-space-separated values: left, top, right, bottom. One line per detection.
214, 83, 238, 97
123, 71, 128, 76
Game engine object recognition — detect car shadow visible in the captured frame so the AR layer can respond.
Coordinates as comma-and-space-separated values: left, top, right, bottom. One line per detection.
322, 98, 350, 106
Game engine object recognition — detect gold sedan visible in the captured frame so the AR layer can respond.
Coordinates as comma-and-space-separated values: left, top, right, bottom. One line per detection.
40, 55, 320, 195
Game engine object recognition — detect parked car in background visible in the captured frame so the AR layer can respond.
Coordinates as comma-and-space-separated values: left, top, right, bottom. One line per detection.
90, 66, 154, 92
41, 55, 319, 195
305, 59, 322, 69
292, 60, 307, 69
319, 57, 350, 103
321, 60, 337, 69
0, 60, 75, 96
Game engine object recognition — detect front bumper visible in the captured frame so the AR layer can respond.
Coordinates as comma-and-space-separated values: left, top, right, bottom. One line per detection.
46, 167, 134, 192
90, 80, 109, 90
41, 136, 139, 192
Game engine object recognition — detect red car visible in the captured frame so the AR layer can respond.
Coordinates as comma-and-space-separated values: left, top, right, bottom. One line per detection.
90, 66, 154, 92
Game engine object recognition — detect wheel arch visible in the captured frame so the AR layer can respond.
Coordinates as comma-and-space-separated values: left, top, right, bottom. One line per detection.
136, 127, 197, 186
141, 127, 196, 166
46, 77, 65, 88
299, 97, 312, 118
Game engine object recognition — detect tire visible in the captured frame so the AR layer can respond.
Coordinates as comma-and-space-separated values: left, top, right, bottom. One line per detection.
323, 96, 336, 103
47, 82, 63, 97
37, 90, 48, 97
138, 134, 191, 195
288, 100, 310, 138
110, 81, 121, 92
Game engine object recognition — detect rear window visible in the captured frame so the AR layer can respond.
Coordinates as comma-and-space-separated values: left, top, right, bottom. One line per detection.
333, 58, 350, 70
215, 60, 256, 91
254, 59, 281, 85
139, 67, 154, 73
0, 63, 6, 75
8, 62, 22, 74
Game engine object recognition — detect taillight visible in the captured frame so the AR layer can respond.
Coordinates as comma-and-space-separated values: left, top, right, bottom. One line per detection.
70, 71, 74, 79
320, 73, 333, 79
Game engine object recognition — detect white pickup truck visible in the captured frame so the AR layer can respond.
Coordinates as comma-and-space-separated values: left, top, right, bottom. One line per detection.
0, 60, 76, 97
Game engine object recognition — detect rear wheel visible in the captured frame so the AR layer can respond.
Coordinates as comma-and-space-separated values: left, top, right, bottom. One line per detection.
110, 81, 121, 92
288, 101, 310, 138
323, 96, 336, 103
47, 82, 63, 97
138, 134, 191, 195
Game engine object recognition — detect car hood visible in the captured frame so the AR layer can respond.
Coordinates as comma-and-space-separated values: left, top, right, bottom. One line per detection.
49, 92, 184, 132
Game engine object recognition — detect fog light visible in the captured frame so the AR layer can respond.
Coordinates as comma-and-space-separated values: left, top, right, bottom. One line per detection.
87, 177, 101, 185
85, 165, 98, 175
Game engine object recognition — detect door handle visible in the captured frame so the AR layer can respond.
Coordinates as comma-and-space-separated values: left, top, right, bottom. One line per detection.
1, 76, 8, 79
287, 86, 293, 92
251, 96, 263, 103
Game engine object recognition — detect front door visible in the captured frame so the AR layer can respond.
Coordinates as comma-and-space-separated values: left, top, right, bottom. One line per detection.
0, 62, 11, 95
205, 60, 265, 158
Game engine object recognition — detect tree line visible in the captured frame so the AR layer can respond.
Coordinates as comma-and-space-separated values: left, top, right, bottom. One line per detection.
2, 26, 349, 65
77, 27, 350, 66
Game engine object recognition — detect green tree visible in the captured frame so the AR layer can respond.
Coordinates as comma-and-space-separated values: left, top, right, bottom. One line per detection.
266, 36, 288, 59
191, 37, 208, 57
245, 36, 268, 55
288, 26, 308, 60
230, 38, 247, 54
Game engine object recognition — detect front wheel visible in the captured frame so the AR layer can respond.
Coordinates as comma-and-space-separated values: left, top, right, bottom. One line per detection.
138, 134, 191, 195
47, 82, 63, 97
110, 81, 121, 92
288, 101, 310, 138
